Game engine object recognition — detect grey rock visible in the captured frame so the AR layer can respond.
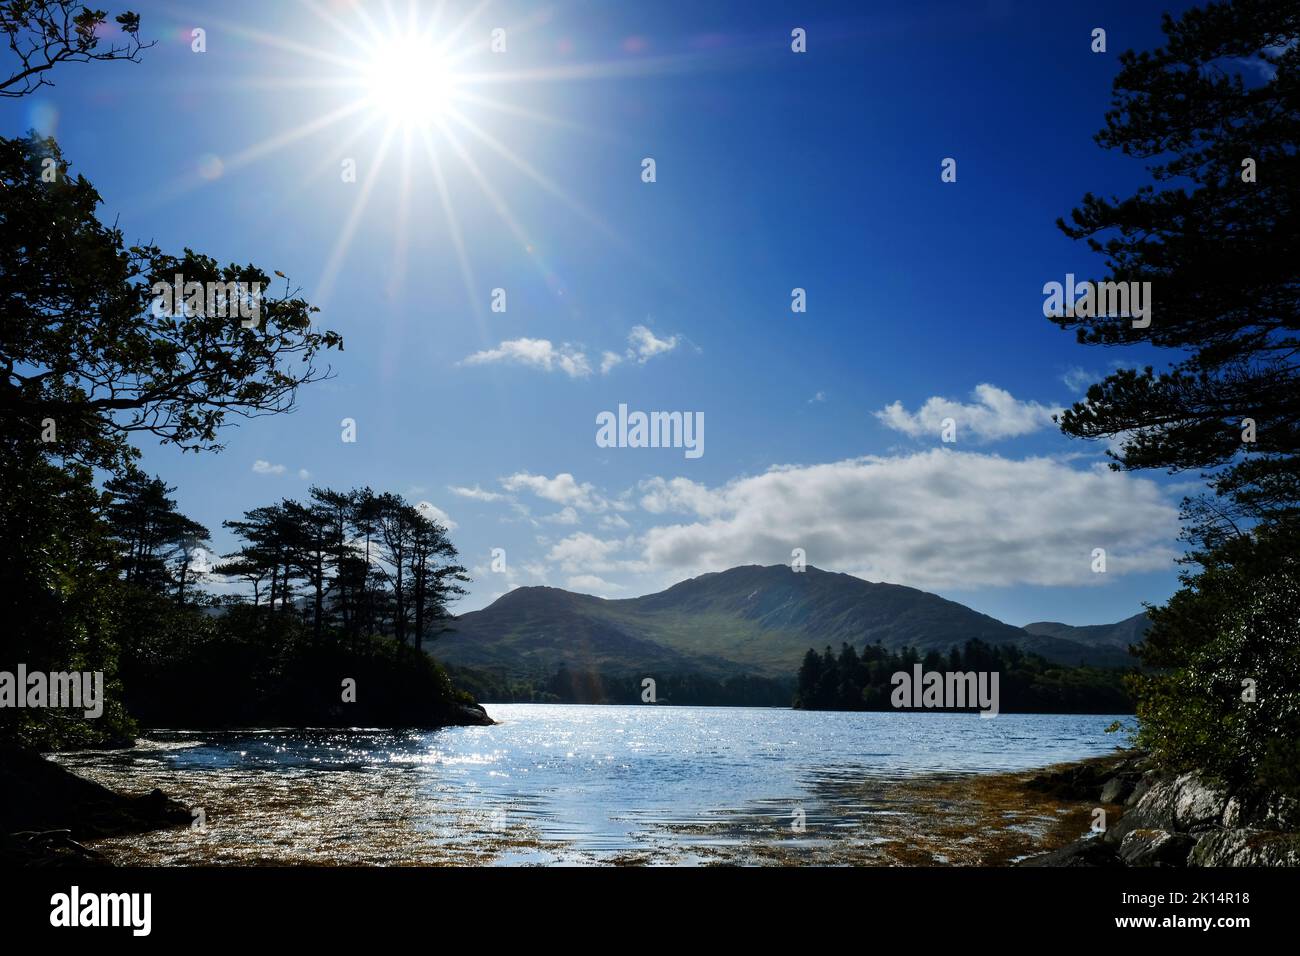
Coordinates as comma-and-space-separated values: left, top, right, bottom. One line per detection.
1126, 775, 1153, 808
1223, 789, 1300, 831
1222, 795, 1242, 829
1191, 829, 1300, 866
452, 701, 495, 726
1101, 776, 1133, 804
1172, 772, 1230, 832
1117, 828, 1195, 867
1107, 776, 1178, 844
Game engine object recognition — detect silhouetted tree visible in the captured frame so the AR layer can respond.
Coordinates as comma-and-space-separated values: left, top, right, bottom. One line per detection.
103, 468, 209, 602
0, 2, 151, 98
0, 134, 343, 471
1052, 0, 1300, 782
1053, 0, 1299, 527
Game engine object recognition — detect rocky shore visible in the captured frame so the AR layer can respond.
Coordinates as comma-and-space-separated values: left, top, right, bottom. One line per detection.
1, 703, 493, 868
0, 747, 192, 866
1021, 750, 1300, 867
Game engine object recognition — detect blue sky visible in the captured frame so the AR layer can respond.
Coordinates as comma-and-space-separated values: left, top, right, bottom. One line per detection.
3, 0, 1206, 625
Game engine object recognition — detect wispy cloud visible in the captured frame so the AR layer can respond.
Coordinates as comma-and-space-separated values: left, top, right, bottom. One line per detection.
449, 484, 508, 502
461, 338, 592, 378
625, 324, 678, 363
462, 325, 680, 379
1060, 367, 1095, 395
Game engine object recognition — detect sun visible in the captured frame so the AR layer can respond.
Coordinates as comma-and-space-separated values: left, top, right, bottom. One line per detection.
363, 35, 458, 126
169, 0, 668, 308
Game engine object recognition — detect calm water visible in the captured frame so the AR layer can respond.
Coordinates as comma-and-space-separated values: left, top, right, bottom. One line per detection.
55, 704, 1132, 865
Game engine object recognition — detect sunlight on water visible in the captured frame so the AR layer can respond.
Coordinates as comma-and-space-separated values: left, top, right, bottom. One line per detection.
53, 705, 1131, 866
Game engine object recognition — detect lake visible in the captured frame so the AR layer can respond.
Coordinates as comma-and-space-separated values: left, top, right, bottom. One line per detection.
52, 704, 1133, 865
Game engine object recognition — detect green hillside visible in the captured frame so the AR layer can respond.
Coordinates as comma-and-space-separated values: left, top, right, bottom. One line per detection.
433, 565, 1139, 678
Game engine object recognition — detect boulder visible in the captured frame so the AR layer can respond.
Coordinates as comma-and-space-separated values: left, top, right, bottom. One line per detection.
0, 747, 191, 841
1022, 836, 1122, 867
1100, 776, 1133, 804
0, 747, 192, 866
1222, 789, 1300, 831
1107, 776, 1178, 844
450, 701, 495, 726
1117, 828, 1195, 867
1125, 775, 1153, 808
1191, 829, 1300, 866
1172, 772, 1230, 832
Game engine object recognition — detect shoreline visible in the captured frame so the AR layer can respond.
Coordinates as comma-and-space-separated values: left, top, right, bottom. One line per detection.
9, 738, 1130, 867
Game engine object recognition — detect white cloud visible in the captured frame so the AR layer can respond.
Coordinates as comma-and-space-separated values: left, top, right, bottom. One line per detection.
298, 468, 311, 480
545, 532, 638, 574
598, 513, 631, 531
638, 476, 725, 518
631, 450, 1178, 589
1061, 367, 1095, 394
464, 328, 678, 380
503, 472, 610, 513
598, 326, 679, 374
449, 484, 508, 502
625, 324, 678, 363
875, 384, 1062, 442
809, 391, 827, 404
566, 574, 623, 596
252, 460, 287, 476
542, 507, 581, 525
415, 501, 457, 531
462, 338, 591, 378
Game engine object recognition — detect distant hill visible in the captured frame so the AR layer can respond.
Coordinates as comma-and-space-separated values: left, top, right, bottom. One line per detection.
433, 565, 1143, 678
1023, 612, 1151, 649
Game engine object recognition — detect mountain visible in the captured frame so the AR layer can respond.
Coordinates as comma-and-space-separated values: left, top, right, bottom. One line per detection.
1023, 612, 1151, 649
433, 565, 1141, 678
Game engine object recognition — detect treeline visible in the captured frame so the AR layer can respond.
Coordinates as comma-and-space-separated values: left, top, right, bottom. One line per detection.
451, 664, 796, 707
214, 484, 467, 647
101, 469, 469, 647
793, 640, 1134, 714
6, 468, 486, 748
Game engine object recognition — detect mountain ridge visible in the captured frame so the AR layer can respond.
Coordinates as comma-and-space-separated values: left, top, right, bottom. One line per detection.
432, 565, 1146, 677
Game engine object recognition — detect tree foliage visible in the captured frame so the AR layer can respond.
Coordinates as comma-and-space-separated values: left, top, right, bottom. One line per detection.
1052, 0, 1300, 527
218, 488, 467, 648
1055, 0, 1300, 785
1, 1, 150, 98
0, 134, 343, 470
0, 129, 352, 750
